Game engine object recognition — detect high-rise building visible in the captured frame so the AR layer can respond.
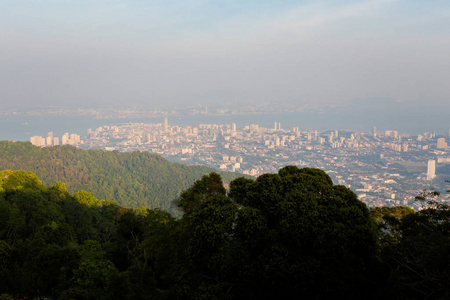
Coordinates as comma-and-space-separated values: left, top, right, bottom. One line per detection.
274, 122, 277, 131
164, 117, 168, 133
424, 132, 433, 139
30, 136, 46, 147
437, 138, 447, 149
70, 134, 81, 144
232, 123, 236, 132
384, 130, 398, 139
46, 132, 54, 146
372, 126, 376, 137
62, 133, 69, 145
427, 160, 436, 180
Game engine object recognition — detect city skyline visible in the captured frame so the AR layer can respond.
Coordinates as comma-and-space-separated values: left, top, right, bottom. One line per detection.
27, 119, 450, 210
2, 101, 449, 144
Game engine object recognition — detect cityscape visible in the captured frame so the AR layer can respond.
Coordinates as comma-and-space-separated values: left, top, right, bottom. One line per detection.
29, 118, 450, 211
3, 0, 450, 297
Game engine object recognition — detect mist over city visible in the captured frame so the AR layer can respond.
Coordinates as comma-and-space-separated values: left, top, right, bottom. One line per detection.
1, 0, 450, 110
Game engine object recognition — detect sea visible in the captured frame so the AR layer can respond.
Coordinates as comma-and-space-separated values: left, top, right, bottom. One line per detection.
1, 100, 449, 141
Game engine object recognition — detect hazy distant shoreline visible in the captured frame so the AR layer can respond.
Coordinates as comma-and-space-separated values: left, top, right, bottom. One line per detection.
1, 108, 448, 142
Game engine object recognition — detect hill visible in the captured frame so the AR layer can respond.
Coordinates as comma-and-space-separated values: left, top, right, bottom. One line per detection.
0, 141, 243, 214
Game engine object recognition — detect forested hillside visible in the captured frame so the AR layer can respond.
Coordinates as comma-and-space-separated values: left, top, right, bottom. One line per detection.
0, 141, 242, 213
0, 167, 449, 299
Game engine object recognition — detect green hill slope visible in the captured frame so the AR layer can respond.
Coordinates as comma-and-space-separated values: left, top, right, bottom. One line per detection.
0, 141, 243, 213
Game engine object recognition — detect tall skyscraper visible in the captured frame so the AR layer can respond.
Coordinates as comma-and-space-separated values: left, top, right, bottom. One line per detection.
274, 122, 277, 131
232, 123, 236, 132
372, 126, 376, 137
427, 160, 436, 180
164, 117, 168, 133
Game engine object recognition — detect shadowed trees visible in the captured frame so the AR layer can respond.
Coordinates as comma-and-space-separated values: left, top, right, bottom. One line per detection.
2, 166, 447, 299
175, 166, 381, 299
373, 190, 450, 299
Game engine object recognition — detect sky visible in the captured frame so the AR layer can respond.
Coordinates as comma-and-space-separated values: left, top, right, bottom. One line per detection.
1, 0, 450, 110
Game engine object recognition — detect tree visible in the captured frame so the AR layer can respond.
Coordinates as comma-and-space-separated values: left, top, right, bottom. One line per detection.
48, 182, 71, 203
175, 166, 381, 299
176, 172, 226, 216
0, 170, 47, 193
229, 166, 380, 299
74, 190, 99, 208
384, 190, 450, 299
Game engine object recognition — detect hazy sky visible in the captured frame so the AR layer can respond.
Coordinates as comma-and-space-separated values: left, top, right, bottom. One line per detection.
1, 0, 450, 109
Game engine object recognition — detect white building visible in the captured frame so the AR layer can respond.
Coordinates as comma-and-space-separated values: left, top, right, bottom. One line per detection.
62, 133, 70, 145
427, 159, 436, 180
30, 136, 46, 147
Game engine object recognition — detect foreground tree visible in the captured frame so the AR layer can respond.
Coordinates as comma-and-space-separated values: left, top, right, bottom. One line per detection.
381, 190, 450, 299
9, 167, 446, 298
176, 166, 382, 299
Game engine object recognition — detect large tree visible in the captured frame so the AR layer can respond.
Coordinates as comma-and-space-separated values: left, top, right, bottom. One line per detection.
176, 166, 381, 299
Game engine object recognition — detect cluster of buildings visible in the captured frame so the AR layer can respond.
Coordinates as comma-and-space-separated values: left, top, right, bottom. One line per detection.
30, 132, 81, 147
30, 121, 450, 210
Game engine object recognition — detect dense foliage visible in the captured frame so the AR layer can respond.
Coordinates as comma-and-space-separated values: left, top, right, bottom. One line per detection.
372, 191, 450, 299
176, 166, 381, 299
0, 141, 242, 214
0, 166, 449, 299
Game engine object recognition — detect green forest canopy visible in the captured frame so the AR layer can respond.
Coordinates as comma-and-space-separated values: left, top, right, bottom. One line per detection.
0, 167, 449, 299
0, 141, 244, 214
